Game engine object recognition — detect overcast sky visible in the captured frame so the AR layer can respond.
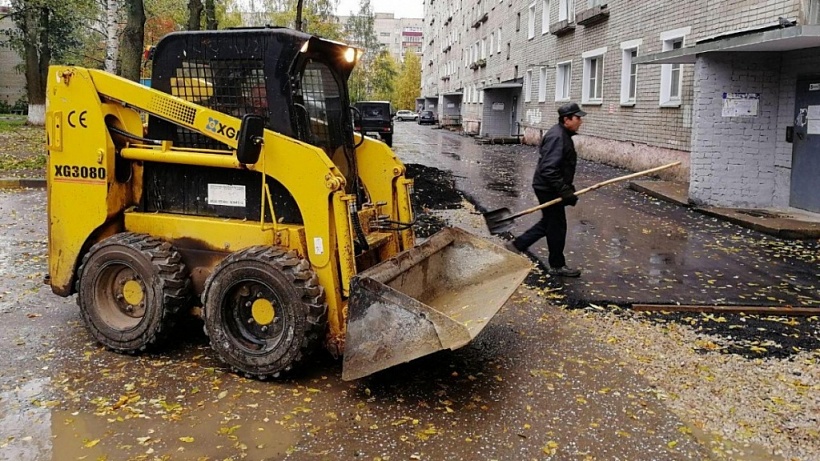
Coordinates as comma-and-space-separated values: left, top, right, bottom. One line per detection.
336, 0, 423, 18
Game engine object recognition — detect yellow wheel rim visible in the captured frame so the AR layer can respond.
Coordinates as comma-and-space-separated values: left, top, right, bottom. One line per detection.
251, 298, 275, 325
122, 280, 144, 306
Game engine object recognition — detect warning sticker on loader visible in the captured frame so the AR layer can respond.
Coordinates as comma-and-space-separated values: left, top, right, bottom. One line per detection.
207, 184, 246, 207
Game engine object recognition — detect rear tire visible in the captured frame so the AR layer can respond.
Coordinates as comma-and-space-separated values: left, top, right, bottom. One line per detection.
76, 233, 190, 353
202, 246, 327, 379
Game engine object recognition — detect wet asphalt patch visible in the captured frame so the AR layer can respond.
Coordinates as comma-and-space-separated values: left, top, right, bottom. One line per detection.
405, 162, 820, 361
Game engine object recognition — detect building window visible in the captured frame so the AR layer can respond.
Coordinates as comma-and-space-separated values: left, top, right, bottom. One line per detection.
541, 0, 550, 34
555, 61, 571, 101
479, 82, 485, 104
538, 66, 547, 102
659, 28, 688, 106
558, 0, 574, 22
582, 47, 606, 104
589, 0, 604, 6
525, 70, 533, 102
489, 33, 494, 55
516, 12, 521, 31
506, 42, 511, 60
528, 2, 536, 39
620, 46, 638, 105
481, 38, 486, 59
497, 28, 502, 53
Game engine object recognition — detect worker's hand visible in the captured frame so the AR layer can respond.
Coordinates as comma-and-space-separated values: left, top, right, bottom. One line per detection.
560, 189, 578, 206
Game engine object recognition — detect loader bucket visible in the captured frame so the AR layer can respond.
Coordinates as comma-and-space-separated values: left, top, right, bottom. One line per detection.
342, 227, 532, 381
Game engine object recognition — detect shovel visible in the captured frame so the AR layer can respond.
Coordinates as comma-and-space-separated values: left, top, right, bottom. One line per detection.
484, 161, 682, 235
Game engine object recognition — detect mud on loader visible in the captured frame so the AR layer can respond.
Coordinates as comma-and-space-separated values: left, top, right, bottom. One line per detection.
45, 28, 531, 380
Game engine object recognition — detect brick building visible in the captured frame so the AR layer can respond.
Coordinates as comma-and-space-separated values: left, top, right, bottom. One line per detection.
0, 6, 26, 111
338, 13, 423, 63
421, 0, 820, 213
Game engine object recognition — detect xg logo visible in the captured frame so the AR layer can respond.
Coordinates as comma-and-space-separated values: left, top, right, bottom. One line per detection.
205, 117, 239, 140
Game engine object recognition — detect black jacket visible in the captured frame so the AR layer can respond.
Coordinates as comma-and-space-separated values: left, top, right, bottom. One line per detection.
532, 123, 577, 195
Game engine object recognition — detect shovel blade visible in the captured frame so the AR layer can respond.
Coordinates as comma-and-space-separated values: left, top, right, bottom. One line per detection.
342, 227, 532, 381
483, 207, 515, 235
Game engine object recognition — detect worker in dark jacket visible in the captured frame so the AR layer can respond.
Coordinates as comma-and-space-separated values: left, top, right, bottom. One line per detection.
505, 102, 585, 277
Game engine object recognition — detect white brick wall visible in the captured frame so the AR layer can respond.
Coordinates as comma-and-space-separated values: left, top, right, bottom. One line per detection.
422, 0, 805, 153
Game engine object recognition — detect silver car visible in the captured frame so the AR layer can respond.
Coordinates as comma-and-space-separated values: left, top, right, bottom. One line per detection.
395, 110, 418, 121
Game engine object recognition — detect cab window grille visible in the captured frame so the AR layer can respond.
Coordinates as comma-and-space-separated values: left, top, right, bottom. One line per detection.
167, 58, 268, 150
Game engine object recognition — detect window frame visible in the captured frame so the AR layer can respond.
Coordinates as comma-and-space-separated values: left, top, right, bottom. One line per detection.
619, 41, 640, 106
659, 27, 690, 107
581, 47, 606, 105
555, 60, 572, 102
541, 0, 550, 35
528, 2, 537, 39
538, 66, 547, 102
558, 0, 574, 22
525, 69, 533, 102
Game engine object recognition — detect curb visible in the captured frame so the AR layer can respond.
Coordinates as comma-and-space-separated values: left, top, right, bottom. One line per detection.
0, 178, 46, 189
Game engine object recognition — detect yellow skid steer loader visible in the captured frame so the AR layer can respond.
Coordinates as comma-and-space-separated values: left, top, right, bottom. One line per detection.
45, 28, 531, 380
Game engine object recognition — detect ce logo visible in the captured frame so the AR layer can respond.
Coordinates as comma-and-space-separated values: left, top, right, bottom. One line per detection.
68, 110, 88, 129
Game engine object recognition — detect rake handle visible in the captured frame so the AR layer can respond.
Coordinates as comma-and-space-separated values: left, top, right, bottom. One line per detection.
505, 161, 682, 220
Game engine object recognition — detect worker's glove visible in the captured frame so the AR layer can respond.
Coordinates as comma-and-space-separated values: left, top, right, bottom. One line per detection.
560, 187, 578, 207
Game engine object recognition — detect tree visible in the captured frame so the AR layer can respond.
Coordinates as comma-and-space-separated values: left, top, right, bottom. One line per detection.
8, 0, 93, 124
344, 0, 380, 102
187, 0, 202, 30
119, 0, 145, 82
261, 0, 341, 40
370, 50, 397, 103
394, 51, 421, 110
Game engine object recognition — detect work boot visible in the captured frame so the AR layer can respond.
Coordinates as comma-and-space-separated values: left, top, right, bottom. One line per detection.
504, 241, 523, 254
548, 266, 581, 277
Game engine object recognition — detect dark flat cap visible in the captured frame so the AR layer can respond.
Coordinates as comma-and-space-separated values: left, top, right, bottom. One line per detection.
557, 102, 587, 117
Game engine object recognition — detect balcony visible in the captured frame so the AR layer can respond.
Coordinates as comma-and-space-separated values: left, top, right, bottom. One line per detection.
469, 58, 487, 71
576, 4, 609, 27
549, 19, 576, 36
471, 12, 489, 29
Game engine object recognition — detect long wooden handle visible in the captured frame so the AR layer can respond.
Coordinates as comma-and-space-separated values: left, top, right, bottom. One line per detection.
506, 161, 682, 220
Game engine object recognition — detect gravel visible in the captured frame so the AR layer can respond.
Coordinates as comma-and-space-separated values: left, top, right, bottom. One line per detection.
409, 171, 819, 461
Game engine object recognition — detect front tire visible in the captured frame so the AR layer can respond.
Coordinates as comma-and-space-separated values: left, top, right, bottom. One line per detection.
77, 233, 190, 353
202, 246, 327, 379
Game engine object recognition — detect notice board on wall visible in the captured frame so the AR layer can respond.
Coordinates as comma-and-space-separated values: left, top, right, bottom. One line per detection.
722, 92, 760, 117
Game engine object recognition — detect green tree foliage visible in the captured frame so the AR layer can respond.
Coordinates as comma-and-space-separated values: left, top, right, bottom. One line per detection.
258, 0, 342, 40
394, 51, 421, 110
8, 0, 95, 118
370, 49, 397, 103
344, 0, 380, 102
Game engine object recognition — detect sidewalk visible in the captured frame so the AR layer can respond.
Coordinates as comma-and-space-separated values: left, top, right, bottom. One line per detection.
630, 180, 820, 239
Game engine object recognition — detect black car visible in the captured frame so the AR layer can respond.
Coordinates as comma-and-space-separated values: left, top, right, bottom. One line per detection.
354, 101, 394, 146
418, 110, 437, 125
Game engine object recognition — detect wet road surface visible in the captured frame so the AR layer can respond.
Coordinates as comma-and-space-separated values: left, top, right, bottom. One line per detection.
393, 122, 818, 309
1, 119, 815, 460
0, 185, 719, 458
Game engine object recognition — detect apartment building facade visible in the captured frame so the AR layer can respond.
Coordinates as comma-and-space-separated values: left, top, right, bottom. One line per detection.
422, 0, 820, 213
339, 13, 424, 63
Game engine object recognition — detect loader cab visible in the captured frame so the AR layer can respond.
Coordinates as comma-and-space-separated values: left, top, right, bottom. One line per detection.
147, 28, 358, 154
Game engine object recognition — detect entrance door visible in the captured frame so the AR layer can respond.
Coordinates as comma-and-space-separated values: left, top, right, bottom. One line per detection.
791, 78, 820, 212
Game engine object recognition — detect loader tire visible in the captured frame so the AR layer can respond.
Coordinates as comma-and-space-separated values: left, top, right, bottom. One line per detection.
202, 246, 327, 379
77, 233, 190, 353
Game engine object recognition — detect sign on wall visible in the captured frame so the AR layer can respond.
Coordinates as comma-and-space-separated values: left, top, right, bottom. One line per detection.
492, 102, 505, 111
722, 92, 760, 117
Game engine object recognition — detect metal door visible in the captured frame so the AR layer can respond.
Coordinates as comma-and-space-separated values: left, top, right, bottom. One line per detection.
510, 95, 518, 136
791, 79, 820, 212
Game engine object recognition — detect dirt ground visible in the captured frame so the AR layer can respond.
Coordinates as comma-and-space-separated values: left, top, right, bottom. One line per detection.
0, 117, 45, 179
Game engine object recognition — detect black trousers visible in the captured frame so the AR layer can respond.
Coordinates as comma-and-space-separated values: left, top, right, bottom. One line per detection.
512, 188, 567, 268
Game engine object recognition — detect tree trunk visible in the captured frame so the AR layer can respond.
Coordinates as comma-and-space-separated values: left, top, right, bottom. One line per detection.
295, 0, 303, 31
104, 0, 120, 73
119, 0, 145, 82
204, 0, 217, 30
23, 6, 47, 125
187, 0, 203, 30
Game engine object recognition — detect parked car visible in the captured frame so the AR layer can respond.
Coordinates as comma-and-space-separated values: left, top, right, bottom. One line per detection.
354, 101, 395, 146
418, 110, 437, 125
395, 109, 418, 121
